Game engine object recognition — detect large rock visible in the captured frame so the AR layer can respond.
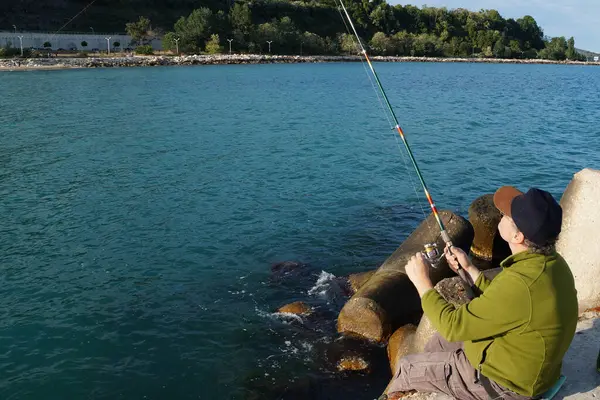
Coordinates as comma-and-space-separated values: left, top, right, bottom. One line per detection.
468, 194, 511, 265
557, 168, 600, 312
277, 301, 312, 315
336, 356, 370, 373
337, 211, 474, 343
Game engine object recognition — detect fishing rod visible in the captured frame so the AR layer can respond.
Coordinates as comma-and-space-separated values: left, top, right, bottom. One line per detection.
336, 0, 475, 291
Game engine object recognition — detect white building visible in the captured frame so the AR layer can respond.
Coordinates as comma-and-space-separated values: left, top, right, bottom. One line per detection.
0, 31, 162, 51
594, 56, 599, 62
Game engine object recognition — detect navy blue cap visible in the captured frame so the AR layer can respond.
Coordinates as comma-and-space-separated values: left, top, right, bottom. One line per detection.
494, 187, 563, 246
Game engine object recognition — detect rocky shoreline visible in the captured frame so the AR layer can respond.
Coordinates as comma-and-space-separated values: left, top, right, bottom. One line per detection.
1, 54, 600, 71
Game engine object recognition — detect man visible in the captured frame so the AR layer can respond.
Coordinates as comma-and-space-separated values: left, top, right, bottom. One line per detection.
385, 187, 578, 400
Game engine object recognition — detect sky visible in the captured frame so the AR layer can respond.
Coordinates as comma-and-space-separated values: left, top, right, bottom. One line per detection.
389, 0, 600, 52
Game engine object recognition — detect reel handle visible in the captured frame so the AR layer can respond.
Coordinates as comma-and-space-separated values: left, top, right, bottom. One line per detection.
440, 231, 477, 299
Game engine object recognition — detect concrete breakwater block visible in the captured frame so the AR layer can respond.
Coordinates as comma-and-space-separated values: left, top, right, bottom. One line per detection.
556, 168, 600, 312
348, 270, 376, 294
387, 324, 417, 374
337, 211, 474, 343
468, 194, 511, 264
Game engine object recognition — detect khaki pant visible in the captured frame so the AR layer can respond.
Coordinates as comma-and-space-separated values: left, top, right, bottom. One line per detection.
387, 333, 533, 400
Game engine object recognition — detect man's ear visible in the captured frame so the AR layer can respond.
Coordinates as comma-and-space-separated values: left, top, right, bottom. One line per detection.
513, 231, 526, 245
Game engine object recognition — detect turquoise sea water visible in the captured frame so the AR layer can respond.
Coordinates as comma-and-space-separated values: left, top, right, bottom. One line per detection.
1, 63, 599, 399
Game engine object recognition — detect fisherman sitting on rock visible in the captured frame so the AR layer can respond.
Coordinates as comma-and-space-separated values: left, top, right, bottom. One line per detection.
385, 187, 578, 400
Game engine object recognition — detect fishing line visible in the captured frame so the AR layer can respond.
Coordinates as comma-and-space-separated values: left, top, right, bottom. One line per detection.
335, 0, 475, 291
49, 0, 98, 39
333, 0, 432, 231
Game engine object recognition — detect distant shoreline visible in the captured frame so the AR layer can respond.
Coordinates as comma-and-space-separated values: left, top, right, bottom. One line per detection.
2, 54, 599, 71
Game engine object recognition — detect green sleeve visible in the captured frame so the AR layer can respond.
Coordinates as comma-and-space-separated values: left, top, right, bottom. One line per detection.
421, 273, 529, 342
475, 272, 492, 292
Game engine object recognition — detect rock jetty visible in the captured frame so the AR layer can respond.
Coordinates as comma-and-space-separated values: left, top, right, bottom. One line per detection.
2, 54, 600, 71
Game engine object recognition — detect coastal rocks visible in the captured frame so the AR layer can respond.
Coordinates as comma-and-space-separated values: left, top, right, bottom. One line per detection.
337, 211, 474, 343
336, 356, 370, 373
468, 194, 511, 265
556, 168, 600, 312
271, 260, 307, 276
3, 55, 600, 72
277, 301, 312, 315
348, 270, 376, 294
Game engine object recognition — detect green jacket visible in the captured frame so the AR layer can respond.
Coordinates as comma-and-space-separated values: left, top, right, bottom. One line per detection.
422, 251, 578, 396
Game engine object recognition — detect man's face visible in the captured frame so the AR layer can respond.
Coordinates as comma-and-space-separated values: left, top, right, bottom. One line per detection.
498, 214, 520, 244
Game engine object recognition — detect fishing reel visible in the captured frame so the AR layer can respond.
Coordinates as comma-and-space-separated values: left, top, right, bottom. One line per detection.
422, 243, 444, 268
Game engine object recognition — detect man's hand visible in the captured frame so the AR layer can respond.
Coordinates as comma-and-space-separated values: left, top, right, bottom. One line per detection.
405, 252, 434, 297
444, 245, 481, 283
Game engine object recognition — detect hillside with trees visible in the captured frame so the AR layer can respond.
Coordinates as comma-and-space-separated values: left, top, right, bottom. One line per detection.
1, 0, 586, 60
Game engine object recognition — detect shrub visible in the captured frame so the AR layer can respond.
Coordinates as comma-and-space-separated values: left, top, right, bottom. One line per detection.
135, 45, 154, 55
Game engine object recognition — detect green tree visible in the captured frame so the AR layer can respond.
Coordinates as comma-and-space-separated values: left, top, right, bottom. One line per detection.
113, 41, 120, 49
370, 4, 396, 34
126, 16, 154, 46
493, 40, 506, 58
300, 32, 326, 55
81, 40, 88, 48
539, 36, 567, 60
370, 32, 394, 55
230, 2, 252, 35
393, 31, 414, 56
254, 22, 279, 53
43, 41, 51, 48
174, 8, 214, 53
162, 32, 179, 52
566, 36, 576, 60
205, 34, 222, 54
517, 16, 544, 49
135, 45, 154, 55
339, 33, 359, 55
509, 40, 523, 58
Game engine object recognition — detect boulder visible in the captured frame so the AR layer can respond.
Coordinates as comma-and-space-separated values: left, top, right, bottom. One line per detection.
337, 211, 474, 343
468, 194, 511, 265
270, 261, 312, 283
336, 356, 370, 373
348, 270, 376, 294
277, 301, 312, 315
557, 168, 600, 312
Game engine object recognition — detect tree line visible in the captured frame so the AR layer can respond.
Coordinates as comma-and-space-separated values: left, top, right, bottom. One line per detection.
0, 0, 585, 60
123, 0, 585, 60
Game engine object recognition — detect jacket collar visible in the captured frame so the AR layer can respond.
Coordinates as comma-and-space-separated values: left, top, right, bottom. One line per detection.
500, 251, 547, 269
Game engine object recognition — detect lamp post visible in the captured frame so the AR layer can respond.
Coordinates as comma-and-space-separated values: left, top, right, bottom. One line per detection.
13, 25, 17, 34
90, 27, 94, 34
266, 40, 272, 53
174, 38, 180, 55
300, 41, 303, 56
105, 37, 111, 54
17, 35, 23, 56
227, 38, 233, 54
